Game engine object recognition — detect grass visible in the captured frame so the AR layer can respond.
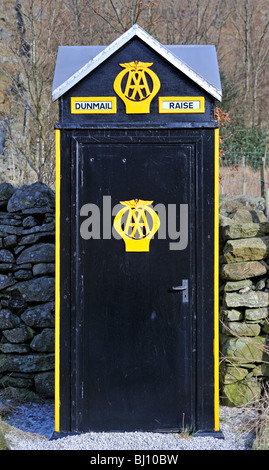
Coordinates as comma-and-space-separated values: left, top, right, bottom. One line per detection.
0, 419, 9, 450
0, 389, 19, 451
252, 384, 269, 450
178, 412, 192, 438
0, 386, 38, 451
234, 398, 269, 450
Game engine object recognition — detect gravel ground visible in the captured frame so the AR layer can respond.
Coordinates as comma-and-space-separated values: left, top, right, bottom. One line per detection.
2, 399, 257, 451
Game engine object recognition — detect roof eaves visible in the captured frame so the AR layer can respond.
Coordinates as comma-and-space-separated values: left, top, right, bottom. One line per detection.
134, 27, 222, 101
52, 24, 222, 102
52, 26, 138, 102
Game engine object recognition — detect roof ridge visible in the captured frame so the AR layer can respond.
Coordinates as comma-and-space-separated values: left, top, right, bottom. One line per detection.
52, 24, 222, 102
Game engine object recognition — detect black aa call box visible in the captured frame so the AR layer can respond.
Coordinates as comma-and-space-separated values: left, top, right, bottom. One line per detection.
52, 25, 222, 436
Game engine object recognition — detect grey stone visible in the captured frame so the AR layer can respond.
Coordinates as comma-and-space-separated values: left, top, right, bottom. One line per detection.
3, 326, 35, 343
223, 291, 269, 308
13, 263, 32, 271
219, 196, 266, 213
224, 280, 252, 292
22, 221, 55, 235
221, 308, 244, 321
225, 321, 261, 337
0, 249, 15, 263
245, 308, 269, 322
0, 353, 54, 373
224, 236, 269, 263
18, 232, 55, 245
230, 209, 268, 224
13, 245, 25, 255
222, 261, 267, 281
0, 211, 21, 219
21, 206, 54, 215
8, 296, 27, 310
7, 277, 55, 302
252, 364, 269, 377
0, 225, 22, 235
21, 302, 55, 328
16, 243, 55, 265
30, 328, 54, 352
44, 214, 54, 223
223, 222, 269, 240
3, 235, 17, 248
0, 373, 33, 389
220, 335, 269, 363
34, 371, 54, 398
22, 216, 37, 228
219, 213, 234, 228
0, 212, 21, 221
0, 343, 30, 353
7, 182, 55, 213
221, 378, 261, 407
220, 364, 249, 384
14, 269, 32, 280
33, 263, 55, 276
0, 309, 20, 329
0, 274, 16, 290
0, 263, 14, 272
255, 279, 266, 290
0, 183, 15, 206
0, 218, 21, 227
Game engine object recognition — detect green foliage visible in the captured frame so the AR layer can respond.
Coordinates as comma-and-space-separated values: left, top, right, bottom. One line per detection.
0, 420, 9, 450
220, 119, 267, 169
221, 120, 267, 154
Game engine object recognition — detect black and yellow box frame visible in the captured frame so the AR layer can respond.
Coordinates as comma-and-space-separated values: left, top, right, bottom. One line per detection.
52, 25, 222, 436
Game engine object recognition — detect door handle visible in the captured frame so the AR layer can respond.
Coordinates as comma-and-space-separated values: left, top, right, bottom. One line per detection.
169, 279, 188, 303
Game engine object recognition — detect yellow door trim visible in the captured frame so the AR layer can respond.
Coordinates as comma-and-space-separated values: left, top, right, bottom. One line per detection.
54, 127, 220, 433
55, 129, 61, 432
214, 128, 220, 431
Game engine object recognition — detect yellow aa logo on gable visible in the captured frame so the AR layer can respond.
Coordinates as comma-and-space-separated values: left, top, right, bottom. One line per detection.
113, 199, 160, 252
113, 61, 161, 114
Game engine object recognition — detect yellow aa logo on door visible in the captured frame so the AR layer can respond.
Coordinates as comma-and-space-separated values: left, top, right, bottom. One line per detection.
113, 61, 161, 114
113, 199, 160, 252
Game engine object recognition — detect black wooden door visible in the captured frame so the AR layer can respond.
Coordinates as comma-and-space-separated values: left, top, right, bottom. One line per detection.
71, 132, 196, 432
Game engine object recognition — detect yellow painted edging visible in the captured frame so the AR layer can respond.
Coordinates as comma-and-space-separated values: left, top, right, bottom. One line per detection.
54, 127, 220, 433
214, 128, 220, 431
55, 129, 60, 432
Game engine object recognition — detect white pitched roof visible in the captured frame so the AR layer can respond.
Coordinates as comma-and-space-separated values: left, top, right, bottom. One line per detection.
52, 24, 222, 102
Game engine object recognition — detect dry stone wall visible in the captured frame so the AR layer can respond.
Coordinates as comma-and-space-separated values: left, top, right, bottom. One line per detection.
1, 185, 268, 406
0, 182, 55, 399
219, 196, 269, 407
